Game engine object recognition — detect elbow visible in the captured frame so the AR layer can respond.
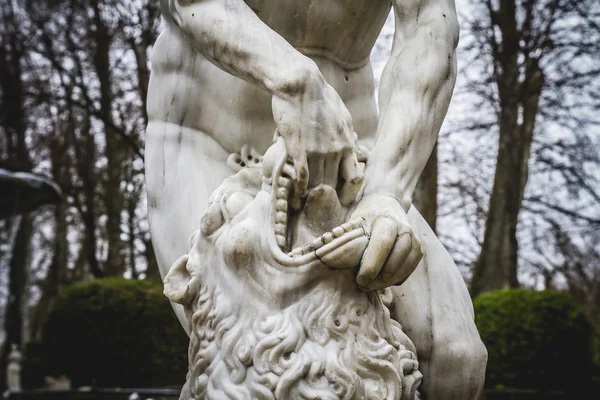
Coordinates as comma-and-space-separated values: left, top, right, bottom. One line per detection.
162, 0, 185, 28
165, 0, 209, 28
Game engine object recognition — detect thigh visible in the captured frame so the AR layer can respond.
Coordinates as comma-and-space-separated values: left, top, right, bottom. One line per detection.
145, 121, 234, 333
389, 207, 486, 399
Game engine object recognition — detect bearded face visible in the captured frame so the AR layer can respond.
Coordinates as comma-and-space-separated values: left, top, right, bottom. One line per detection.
164, 139, 422, 400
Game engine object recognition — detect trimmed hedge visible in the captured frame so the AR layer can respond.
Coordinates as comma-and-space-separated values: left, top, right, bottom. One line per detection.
21, 340, 46, 389
41, 278, 188, 388
474, 289, 594, 392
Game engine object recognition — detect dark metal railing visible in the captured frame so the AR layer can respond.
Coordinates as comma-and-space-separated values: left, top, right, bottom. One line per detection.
4, 388, 180, 400
4, 388, 599, 400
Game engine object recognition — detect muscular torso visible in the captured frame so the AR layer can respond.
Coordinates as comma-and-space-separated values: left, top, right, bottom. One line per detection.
147, 0, 390, 154
247, 0, 390, 67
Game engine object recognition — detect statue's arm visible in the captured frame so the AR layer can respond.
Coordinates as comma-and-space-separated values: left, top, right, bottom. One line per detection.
361, 0, 459, 211
161, 0, 361, 204
161, 0, 319, 96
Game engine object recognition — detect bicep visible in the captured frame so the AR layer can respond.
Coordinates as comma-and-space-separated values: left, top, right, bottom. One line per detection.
382, 0, 459, 100
391, 0, 459, 55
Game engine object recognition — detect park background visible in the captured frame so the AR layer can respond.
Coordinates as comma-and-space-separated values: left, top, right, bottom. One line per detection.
1, 0, 599, 397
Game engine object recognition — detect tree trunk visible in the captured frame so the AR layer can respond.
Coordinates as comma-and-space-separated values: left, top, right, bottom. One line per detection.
91, 0, 124, 276
470, 0, 544, 297
132, 42, 150, 127
29, 203, 66, 339
471, 121, 521, 295
126, 179, 139, 279
413, 142, 438, 232
72, 115, 103, 278
30, 134, 69, 339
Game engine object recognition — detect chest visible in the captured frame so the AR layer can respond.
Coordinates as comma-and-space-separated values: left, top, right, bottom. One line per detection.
244, 0, 392, 63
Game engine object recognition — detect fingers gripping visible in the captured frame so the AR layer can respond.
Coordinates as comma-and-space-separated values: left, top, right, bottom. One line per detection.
356, 215, 424, 291
338, 150, 363, 205
367, 229, 424, 291
356, 217, 398, 287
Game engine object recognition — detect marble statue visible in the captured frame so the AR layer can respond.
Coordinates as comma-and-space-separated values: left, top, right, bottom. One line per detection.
6, 344, 22, 392
146, 0, 488, 399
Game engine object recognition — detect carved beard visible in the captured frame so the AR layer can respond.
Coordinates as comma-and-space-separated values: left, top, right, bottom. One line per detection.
165, 140, 422, 400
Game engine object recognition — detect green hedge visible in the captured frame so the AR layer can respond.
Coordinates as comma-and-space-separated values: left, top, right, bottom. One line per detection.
474, 289, 594, 392
21, 340, 46, 389
40, 278, 188, 388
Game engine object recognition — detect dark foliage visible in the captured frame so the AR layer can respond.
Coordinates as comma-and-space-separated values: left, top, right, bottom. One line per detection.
474, 289, 595, 392
41, 278, 188, 388
21, 340, 46, 390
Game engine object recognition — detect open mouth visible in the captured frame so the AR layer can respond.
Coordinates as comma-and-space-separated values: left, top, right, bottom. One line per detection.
264, 138, 369, 270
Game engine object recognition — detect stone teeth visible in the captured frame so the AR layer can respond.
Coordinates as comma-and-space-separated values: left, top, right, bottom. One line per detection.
341, 222, 353, 232
312, 237, 325, 249
288, 247, 303, 257
276, 234, 286, 248
323, 232, 334, 244
275, 224, 286, 235
278, 177, 290, 188
276, 212, 287, 223
277, 187, 288, 199
350, 218, 364, 229
301, 244, 314, 255
332, 226, 344, 237
276, 200, 288, 211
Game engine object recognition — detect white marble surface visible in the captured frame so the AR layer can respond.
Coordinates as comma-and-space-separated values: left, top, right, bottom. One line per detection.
6, 344, 22, 392
165, 140, 423, 398
148, 0, 487, 398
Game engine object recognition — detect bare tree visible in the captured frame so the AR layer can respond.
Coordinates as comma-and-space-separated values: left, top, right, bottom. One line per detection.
21, 0, 160, 280
446, 0, 600, 296
0, 0, 162, 346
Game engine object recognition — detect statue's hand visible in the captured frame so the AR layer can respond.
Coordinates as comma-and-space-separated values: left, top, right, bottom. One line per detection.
272, 67, 363, 208
349, 195, 423, 291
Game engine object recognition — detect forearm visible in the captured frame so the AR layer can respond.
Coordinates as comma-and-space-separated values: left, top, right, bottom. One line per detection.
163, 0, 319, 97
362, 0, 459, 211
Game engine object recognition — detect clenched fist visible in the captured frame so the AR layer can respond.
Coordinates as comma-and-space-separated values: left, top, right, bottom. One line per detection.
349, 194, 423, 291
